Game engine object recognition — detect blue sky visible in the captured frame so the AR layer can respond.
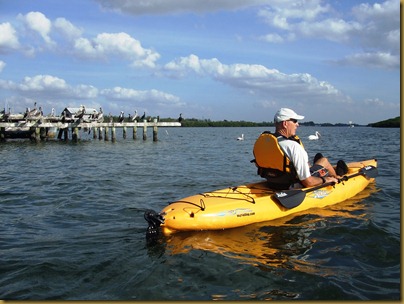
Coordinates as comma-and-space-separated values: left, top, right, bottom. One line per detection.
0, 0, 400, 124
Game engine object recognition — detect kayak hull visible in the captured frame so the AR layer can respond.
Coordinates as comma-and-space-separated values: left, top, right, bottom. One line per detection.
157, 159, 377, 235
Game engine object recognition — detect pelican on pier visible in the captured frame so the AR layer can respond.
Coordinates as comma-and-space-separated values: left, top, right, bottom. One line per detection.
132, 110, 138, 121
118, 111, 125, 123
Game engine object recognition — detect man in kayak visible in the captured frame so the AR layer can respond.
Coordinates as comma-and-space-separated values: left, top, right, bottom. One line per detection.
273, 107, 343, 188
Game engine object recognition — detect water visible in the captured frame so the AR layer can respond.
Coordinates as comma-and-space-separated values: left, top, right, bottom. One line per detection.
0, 126, 400, 300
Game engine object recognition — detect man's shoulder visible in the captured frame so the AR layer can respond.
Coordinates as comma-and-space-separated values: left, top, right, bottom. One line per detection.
279, 138, 302, 148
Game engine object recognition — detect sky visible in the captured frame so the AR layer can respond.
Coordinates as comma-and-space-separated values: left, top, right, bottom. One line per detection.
0, 0, 400, 124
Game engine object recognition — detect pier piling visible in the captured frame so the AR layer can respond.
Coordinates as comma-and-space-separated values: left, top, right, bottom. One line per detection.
153, 119, 158, 142
143, 120, 147, 140
133, 125, 137, 140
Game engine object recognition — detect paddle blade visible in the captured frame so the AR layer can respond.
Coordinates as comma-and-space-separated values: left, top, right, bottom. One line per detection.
273, 189, 306, 209
360, 165, 378, 178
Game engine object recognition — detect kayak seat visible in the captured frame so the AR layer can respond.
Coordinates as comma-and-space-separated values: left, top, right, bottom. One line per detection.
336, 160, 348, 176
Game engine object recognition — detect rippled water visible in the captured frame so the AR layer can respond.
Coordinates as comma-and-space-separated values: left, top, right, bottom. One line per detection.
0, 126, 400, 300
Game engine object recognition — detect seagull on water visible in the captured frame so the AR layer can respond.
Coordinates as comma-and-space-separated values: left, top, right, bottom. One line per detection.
308, 131, 321, 140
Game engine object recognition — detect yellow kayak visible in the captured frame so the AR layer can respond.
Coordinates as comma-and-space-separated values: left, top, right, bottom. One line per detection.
145, 159, 377, 236
164, 182, 378, 265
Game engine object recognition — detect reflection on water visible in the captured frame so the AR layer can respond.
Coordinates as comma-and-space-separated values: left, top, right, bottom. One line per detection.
160, 183, 378, 273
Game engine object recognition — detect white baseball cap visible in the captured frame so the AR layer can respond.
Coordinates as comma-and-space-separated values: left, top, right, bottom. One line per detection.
274, 108, 304, 122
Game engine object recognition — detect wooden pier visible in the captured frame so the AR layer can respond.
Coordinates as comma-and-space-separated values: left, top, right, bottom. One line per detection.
0, 118, 181, 142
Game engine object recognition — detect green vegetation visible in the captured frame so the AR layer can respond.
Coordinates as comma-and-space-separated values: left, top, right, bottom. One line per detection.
113, 115, 400, 128
368, 116, 400, 128
177, 118, 272, 127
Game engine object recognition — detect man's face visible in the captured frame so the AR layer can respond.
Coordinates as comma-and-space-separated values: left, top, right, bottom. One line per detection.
285, 118, 299, 136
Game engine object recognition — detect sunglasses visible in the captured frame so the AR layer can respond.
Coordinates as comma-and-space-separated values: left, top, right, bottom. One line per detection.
288, 119, 298, 124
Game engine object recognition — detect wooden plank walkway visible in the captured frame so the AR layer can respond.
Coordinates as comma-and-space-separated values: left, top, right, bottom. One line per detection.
0, 119, 181, 142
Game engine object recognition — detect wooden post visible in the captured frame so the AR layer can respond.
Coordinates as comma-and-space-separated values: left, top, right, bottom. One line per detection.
0, 127, 5, 141
35, 127, 40, 142
40, 127, 47, 140
133, 124, 137, 140
57, 128, 63, 139
30, 127, 35, 141
93, 127, 97, 139
153, 118, 158, 142
63, 128, 68, 140
143, 120, 147, 140
72, 127, 79, 141
98, 127, 103, 140
104, 126, 109, 141
123, 126, 127, 139
111, 126, 116, 141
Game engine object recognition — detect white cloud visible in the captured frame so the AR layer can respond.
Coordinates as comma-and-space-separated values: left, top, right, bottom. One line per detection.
71, 84, 98, 99
297, 18, 361, 42
351, 0, 399, 53
100, 87, 183, 106
96, 0, 272, 15
258, 0, 331, 29
0, 61, 5, 72
19, 12, 54, 46
0, 75, 183, 114
0, 74, 98, 100
164, 54, 350, 104
0, 22, 20, 52
260, 33, 284, 43
257, 0, 399, 70
12, 12, 159, 68
363, 97, 398, 112
18, 75, 67, 91
53, 17, 83, 40
335, 52, 399, 70
73, 32, 160, 68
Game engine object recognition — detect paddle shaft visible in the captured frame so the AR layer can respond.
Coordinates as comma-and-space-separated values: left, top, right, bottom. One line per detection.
274, 165, 378, 209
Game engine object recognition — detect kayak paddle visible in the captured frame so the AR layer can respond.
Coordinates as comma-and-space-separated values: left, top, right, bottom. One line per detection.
273, 165, 378, 209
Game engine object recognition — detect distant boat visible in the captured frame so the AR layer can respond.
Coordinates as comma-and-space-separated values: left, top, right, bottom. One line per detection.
349, 121, 354, 128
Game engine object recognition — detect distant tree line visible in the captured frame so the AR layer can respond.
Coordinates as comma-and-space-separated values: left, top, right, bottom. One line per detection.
368, 116, 400, 128
178, 119, 273, 127
110, 115, 400, 128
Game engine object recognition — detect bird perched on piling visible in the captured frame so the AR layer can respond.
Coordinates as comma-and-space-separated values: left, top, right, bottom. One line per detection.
24, 102, 42, 119
132, 110, 138, 121
178, 113, 183, 122
140, 112, 146, 121
97, 107, 104, 122
75, 105, 85, 121
118, 111, 125, 123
